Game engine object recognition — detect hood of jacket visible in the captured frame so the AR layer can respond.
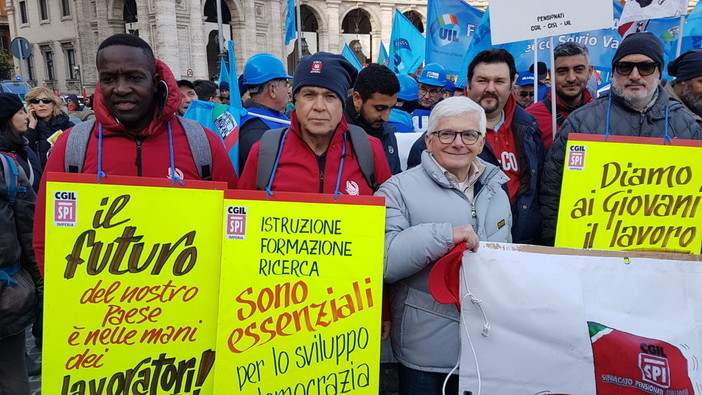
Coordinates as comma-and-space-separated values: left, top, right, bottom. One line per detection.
92, 59, 181, 137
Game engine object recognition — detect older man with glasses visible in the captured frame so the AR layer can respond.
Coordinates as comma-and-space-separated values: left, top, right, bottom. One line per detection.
376, 96, 512, 394
541, 32, 702, 245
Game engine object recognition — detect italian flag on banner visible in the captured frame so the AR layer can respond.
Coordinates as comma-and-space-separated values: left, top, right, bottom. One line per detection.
437, 13, 459, 26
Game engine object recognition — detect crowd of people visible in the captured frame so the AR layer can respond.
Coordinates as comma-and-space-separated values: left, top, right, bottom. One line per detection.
0, 30, 701, 394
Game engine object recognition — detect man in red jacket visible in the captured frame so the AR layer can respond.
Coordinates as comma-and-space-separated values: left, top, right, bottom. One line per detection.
238, 52, 392, 194
526, 42, 594, 149
33, 34, 238, 271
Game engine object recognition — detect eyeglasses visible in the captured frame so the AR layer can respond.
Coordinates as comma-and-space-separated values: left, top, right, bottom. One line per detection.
518, 91, 535, 98
29, 98, 53, 104
419, 86, 443, 97
431, 129, 482, 145
613, 62, 657, 77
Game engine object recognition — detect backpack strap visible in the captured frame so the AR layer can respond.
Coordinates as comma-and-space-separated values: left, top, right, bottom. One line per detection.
256, 127, 287, 191
541, 98, 565, 127
0, 153, 27, 205
64, 119, 96, 173
347, 124, 378, 191
177, 116, 212, 181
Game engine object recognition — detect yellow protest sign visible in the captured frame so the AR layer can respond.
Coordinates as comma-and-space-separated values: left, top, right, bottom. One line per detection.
555, 134, 702, 253
43, 173, 225, 395
214, 190, 386, 394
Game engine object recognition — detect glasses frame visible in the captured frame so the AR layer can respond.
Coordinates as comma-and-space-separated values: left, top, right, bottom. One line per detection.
419, 85, 444, 98
29, 98, 54, 104
431, 129, 482, 145
613, 61, 658, 77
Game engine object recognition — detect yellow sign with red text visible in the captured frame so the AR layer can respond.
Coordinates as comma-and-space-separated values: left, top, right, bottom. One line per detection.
43, 174, 224, 394
214, 191, 386, 394
556, 134, 702, 253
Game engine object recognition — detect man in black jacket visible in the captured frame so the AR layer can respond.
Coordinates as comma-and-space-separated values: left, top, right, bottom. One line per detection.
344, 64, 402, 174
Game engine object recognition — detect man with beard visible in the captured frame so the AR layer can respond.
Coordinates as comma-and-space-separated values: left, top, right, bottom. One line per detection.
666, 48, 702, 127
344, 63, 401, 174
540, 32, 702, 245
526, 42, 595, 149
465, 49, 546, 245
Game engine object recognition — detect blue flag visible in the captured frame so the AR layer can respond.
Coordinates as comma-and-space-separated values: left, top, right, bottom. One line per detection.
377, 42, 389, 65
425, 0, 483, 76
285, 0, 296, 45
456, 7, 529, 87
341, 44, 363, 71
217, 57, 229, 88
388, 9, 425, 74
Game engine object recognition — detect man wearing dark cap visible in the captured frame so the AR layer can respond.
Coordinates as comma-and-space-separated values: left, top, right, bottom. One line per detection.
219, 81, 230, 105
666, 48, 702, 127
529, 61, 550, 101
238, 52, 392, 194
540, 32, 702, 245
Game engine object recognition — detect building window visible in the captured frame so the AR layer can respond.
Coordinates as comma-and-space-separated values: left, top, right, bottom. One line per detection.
27, 54, 34, 81
19, 1, 28, 24
39, 0, 49, 20
65, 48, 77, 79
44, 51, 54, 81
61, 0, 71, 16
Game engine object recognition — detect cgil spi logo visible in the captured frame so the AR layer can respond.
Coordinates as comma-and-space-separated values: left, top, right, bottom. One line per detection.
53, 191, 77, 227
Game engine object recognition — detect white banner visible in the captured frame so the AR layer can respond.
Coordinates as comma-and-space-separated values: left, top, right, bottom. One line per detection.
456, 244, 702, 394
489, 0, 614, 45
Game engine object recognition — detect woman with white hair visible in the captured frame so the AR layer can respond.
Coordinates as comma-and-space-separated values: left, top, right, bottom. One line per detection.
376, 96, 512, 394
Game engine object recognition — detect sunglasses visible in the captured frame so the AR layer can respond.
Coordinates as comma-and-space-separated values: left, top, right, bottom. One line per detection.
29, 98, 53, 104
518, 91, 535, 98
613, 62, 657, 77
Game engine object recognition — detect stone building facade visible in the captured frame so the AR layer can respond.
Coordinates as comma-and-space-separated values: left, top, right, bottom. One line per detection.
4, 0, 696, 95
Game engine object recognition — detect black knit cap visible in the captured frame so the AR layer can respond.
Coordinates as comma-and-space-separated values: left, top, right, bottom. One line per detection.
292, 52, 358, 106
668, 48, 702, 81
612, 32, 664, 72
0, 93, 25, 126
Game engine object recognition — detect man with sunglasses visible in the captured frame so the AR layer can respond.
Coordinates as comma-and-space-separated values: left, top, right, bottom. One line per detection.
541, 32, 702, 245
376, 96, 511, 394
526, 42, 595, 149
238, 53, 292, 172
514, 73, 536, 108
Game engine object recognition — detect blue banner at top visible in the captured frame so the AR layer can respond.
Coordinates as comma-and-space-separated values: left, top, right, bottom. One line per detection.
425, 0, 483, 77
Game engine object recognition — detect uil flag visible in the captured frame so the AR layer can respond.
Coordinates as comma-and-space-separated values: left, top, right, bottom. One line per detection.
388, 9, 425, 74
217, 57, 230, 88
619, 0, 687, 25
285, 0, 296, 45
377, 42, 389, 65
341, 44, 363, 71
425, 0, 483, 76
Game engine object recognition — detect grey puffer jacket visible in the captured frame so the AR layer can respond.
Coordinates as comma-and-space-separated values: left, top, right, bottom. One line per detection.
375, 151, 512, 372
541, 86, 702, 245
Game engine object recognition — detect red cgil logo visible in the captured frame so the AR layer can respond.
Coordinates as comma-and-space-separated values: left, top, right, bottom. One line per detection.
311, 61, 323, 73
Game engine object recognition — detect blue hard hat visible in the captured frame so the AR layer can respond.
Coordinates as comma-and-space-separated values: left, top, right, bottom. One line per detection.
443, 79, 456, 92
397, 74, 419, 101
417, 63, 446, 87
242, 53, 292, 86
